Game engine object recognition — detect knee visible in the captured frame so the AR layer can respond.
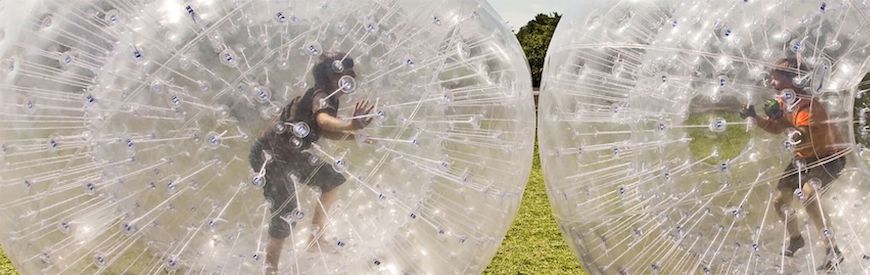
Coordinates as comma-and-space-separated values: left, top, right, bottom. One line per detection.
773, 190, 785, 208
772, 190, 791, 214
269, 215, 295, 239
801, 183, 818, 200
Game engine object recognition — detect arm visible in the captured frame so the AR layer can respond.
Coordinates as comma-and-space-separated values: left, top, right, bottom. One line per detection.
755, 116, 788, 134
314, 99, 375, 133
741, 104, 787, 134
319, 128, 356, 140
316, 113, 356, 132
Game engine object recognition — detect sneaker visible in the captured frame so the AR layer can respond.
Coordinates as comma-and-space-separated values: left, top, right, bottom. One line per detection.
783, 235, 805, 257
817, 246, 844, 272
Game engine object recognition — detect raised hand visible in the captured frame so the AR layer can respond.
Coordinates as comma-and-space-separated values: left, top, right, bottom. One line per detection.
739, 105, 756, 119
351, 100, 375, 130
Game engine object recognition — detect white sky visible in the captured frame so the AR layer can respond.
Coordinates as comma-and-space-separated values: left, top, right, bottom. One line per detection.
487, 0, 574, 31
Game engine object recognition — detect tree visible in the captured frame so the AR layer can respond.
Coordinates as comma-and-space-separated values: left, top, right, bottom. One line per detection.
516, 12, 561, 88
855, 72, 870, 146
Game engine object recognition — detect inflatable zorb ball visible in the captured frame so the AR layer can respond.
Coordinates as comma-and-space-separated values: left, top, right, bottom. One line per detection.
540, 1, 870, 274
0, 0, 534, 274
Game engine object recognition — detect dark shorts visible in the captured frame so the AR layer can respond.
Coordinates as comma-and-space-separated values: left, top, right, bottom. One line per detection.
778, 156, 846, 191
249, 140, 346, 239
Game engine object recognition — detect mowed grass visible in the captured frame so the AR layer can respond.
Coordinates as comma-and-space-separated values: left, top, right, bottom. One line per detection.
686, 112, 751, 165
484, 141, 585, 275
0, 142, 584, 275
0, 250, 15, 275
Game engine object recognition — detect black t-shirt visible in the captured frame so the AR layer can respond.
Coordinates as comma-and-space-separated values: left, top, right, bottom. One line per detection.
252, 88, 339, 166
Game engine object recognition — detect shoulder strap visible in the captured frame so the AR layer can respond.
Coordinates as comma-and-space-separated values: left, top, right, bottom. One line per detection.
295, 88, 320, 120
290, 88, 324, 145
259, 95, 303, 140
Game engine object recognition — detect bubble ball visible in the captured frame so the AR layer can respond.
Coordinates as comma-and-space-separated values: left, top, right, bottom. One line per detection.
0, 0, 535, 274
539, 1, 870, 274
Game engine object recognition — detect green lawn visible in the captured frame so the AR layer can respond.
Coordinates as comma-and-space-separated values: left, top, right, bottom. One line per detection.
484, 141, 584, 274
686, 112, 751, 165
0, 143, 583, 275
0, 249, 14, 275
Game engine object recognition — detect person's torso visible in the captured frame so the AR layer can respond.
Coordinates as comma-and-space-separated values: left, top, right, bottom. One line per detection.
778, 96, 843, 159
260, 88, 340, 161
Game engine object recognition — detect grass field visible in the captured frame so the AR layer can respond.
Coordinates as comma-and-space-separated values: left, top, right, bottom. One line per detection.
484, 141, 584, 274
686, 112, 751, 165
0, 142, 584, 275
0, 250, 13, 275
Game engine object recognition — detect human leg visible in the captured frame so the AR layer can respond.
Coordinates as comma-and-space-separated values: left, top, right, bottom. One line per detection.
303, 161, 347, 252
774, 186, 805, 256
801, 181, 844, 271
775, 188, 802, 237
265, 236, 285, 275
307, 187, 339, 251
801, 157, 846, 270
802, 157, 845, 246
263, 166, 297, 273
801, 180, 834, 248
776, 161, 804, 256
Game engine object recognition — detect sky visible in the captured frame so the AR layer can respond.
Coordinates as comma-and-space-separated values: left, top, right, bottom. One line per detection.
487, 0, 574, 31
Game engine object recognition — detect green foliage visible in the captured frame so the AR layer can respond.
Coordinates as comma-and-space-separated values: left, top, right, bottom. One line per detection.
516, 13, 561, 88
484, 13, 583, 272
854, 73, 870, 147
485, 141, 585, 275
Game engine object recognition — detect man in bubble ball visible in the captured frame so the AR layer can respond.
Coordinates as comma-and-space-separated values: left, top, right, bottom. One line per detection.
249, 52, 374, 274
739, 57, 847, 271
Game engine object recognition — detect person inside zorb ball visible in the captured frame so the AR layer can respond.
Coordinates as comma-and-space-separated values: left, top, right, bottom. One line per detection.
539, 0, 870, 274
0, 0, 535, 274
248, 52, 375, 274
739, 57, 848, 270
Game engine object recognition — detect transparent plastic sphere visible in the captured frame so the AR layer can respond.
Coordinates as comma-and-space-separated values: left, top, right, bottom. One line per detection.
0, 0, 534, 274
540, 1, 870, 274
